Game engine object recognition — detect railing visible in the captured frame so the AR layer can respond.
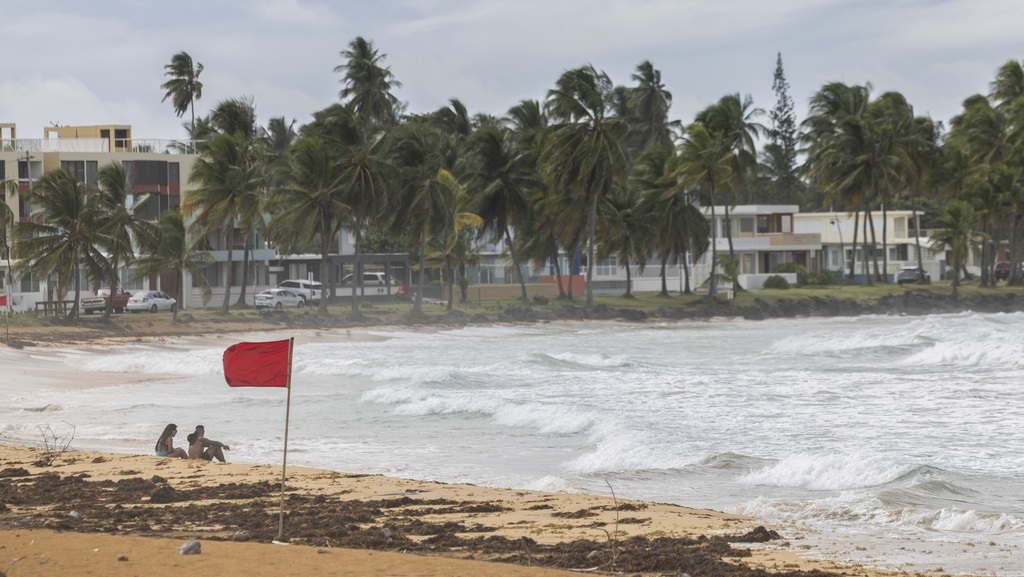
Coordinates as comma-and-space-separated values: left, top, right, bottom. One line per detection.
1, 138, 202, 155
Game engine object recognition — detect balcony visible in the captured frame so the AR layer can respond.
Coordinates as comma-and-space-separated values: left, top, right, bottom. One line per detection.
1, 138, 201, 155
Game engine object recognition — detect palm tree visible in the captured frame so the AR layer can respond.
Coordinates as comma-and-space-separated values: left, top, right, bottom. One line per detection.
266, 134, 345, 312
931, 200, 986, 299
388, 123, 460, 313
161, 51, 204, 139
541, 65, 629, 306
133, 209, 213, 322
13, 169, 107, 320
465, 124, 535, 301
185, 132, 263, 312
303, 104, 392, 314
668, 123, 732, 297
335, 37, 403, 128
94, 162, 154, 319
696, 93, 765, 292
802, 82, 875, 281
598, 183, 654, 298
628, 61, 676, 150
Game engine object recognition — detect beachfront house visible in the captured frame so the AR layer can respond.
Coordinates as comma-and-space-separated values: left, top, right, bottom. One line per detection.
792, 210, 971, 282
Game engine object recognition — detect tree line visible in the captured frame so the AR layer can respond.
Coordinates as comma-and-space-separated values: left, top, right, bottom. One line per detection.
3, 40, 1023, 319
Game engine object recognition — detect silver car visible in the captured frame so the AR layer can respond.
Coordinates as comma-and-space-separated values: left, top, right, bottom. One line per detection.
255, 288, 305, 309
896, 267, 930, 285
126, 290, 177, 313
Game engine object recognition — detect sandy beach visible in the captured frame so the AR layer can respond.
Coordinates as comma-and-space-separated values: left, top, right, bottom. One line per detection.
0, 442, 927, 577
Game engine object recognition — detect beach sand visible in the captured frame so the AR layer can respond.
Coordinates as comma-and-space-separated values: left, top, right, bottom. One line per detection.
0, 442, 937, 577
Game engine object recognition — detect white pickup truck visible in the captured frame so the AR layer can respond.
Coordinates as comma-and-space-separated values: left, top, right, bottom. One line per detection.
277, 279, 323, 305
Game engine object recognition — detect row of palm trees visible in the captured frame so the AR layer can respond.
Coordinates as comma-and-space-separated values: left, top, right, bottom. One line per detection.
4, 42, 1023, 320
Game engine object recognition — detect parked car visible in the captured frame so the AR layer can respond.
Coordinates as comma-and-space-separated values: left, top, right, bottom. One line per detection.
342, 272, 388, 286
994, 261, 1013, 281
126, 290, 177, 313
81, 288, 131, 314
277, 279, 323, 304
896, 267, 930, 285
255, 288, 305, 309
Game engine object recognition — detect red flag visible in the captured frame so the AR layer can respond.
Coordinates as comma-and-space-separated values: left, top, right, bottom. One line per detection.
223, 339, 291, 387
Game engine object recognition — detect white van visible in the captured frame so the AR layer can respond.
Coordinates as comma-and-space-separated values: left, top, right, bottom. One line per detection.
277, 279, 323, 305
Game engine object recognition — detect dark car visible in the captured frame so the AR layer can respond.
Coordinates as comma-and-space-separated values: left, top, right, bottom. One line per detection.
994, 261, 1012, 281
896, 267, 930, 284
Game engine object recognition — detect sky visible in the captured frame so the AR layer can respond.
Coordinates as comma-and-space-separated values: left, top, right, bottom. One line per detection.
1, 0, 1022, 142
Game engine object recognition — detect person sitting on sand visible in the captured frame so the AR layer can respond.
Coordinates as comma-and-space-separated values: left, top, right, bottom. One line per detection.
186, 425, 230, 462
154, 423, 188, 458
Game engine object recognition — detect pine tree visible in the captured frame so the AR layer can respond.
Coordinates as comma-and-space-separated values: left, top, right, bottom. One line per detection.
767, 52, 799, 204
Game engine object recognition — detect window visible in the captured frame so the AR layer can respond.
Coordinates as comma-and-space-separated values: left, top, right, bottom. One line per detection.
18, 160, 28, 180
894, 217, 906, 237
757, 215, 769, 234
20, 272, 40, 293
595, 256, 617, 276
0, 270, 4, 289
121, 269, 143, 291
781, 215, 792, 233
0, 160, 5, 180
739, 218, 753, 234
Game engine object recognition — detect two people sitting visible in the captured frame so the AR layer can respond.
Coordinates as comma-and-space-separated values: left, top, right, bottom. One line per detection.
155, 423, 230, 462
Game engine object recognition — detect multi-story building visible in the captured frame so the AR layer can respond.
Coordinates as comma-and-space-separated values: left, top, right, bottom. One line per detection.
1, 122, 207, 312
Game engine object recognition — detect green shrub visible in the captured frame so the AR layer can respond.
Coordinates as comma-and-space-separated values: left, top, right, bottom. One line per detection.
773, 263, 809, 285
805, 269, 839, 286
763, 275, 791, 290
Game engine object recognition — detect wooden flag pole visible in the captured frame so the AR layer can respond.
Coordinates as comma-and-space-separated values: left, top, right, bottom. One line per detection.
276, 337, 295, 542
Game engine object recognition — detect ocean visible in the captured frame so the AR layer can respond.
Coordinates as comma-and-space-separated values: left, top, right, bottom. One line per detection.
2, 312, 1023, 575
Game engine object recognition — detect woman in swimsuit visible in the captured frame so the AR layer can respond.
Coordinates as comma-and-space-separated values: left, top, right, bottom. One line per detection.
154, 423, 188, 458
186, 425, 229, 462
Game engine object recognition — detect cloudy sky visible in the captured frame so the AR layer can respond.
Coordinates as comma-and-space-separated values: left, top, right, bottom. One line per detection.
1, 0, 1021, 142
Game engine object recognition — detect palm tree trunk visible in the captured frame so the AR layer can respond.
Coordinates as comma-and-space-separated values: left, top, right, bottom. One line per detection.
236, 237, 251, 306
552, 243, 566, 298
222, 227, 234, 312
866, 210, 881, 282
881, 203, 889, 283
659, 255, 668, 296
725, 204, 740, 294
505, 226, 528, 302
708, 186, 718, 298
623, 256, 632, 298
104, 260, 119, 320
849, 208, 860, 280
446, 256, 454, 311
351, 222, 362, 315
71, 254, 81, 321
173, 268, 182, 322
585, 192, 597, 307
683, 251, 693, 293
415, 221, 427, 313
912, 196, 927, 283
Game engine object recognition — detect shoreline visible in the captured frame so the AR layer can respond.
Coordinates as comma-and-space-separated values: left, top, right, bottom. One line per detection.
5, 290, 1024, 350
0, 442, 927, 577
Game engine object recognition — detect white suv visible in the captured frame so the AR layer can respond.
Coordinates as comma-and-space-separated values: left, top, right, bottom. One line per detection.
277, 279, 323, 304
342, 272, 388, 286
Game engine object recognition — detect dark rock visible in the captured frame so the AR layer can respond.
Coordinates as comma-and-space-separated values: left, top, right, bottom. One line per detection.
149, 485, 178, 504
532, 294, 549, 305
0, 467, 30, 478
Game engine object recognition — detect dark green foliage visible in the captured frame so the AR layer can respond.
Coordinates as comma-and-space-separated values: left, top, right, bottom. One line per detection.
763, 275, 790, 290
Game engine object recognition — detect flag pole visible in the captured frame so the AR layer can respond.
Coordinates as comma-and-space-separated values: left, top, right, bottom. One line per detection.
276, 336, 294, 542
